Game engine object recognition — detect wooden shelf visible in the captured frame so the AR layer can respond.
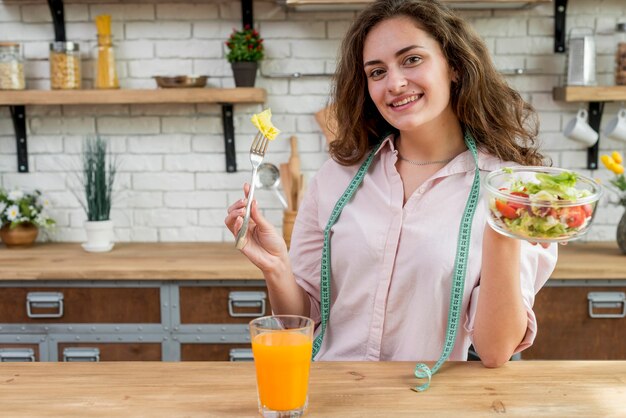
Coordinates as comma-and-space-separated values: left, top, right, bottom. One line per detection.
0, 88, 267, 173
553, 86, 626, 103
283, 0, 550, 10
0, 88, 266, 106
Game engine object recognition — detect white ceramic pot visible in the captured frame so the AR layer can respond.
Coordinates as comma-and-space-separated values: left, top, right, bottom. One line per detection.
83, 220, 114, 253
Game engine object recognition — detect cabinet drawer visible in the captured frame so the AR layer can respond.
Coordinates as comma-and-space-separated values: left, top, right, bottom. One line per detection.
0, 344, 40, 362
0, 287, 161, 323
57, 343, 162, 361
180, 286, 270, 324
524, 286, 626, 360
181, 343, 252, 361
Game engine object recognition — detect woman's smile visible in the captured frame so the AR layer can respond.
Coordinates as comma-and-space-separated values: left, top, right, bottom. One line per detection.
389, 93, 424, 110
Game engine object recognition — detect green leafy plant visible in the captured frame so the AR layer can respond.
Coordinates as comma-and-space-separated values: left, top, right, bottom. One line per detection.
81, 137, 117, 221
0, 188, 55, 229
225, 25, 264, 63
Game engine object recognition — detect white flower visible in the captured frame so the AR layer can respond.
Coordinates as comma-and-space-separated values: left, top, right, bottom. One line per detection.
6, 205, 20, 221
8, 190, 24, 202
0, 202, 6, 214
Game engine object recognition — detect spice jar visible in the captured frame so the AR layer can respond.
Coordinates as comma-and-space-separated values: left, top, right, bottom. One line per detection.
0, 42, 25, 90
616, 23, 626, 86
49, 41, 81, 89
95, 34, 119, 89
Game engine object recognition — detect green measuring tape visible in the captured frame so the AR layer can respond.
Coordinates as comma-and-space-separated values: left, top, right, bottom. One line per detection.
312, 131, 481, 392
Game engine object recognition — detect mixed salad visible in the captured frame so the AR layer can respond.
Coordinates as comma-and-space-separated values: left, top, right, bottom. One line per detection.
488, 168, 595, 240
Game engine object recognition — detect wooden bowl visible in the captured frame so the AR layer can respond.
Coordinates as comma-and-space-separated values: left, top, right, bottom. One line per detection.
153, 76, 208, 88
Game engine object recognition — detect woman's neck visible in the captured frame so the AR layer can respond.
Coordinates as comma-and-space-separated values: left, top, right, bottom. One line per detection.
395, 117, 466, 163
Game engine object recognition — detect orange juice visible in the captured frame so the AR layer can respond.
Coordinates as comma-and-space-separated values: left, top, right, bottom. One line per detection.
252, 331, 313, 411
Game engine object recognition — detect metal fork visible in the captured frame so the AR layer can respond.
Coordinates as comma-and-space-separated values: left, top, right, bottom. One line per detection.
235, 132, 269, 249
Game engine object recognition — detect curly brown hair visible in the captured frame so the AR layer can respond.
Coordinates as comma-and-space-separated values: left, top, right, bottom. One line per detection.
329, 0, 545, 166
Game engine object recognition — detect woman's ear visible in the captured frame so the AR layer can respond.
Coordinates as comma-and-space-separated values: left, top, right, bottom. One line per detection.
450, 68, 459, 83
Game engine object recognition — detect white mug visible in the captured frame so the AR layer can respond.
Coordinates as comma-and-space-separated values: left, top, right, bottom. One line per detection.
604, 109, 626, 143
563, 109, 599, 146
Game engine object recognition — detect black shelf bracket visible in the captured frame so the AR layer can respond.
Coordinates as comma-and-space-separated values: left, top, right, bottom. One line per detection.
222, 104, 237, 172
47, 0, 67, 42
242, 0, 253, 29
9, 106, 28, 173
586, 101, 604, 170
554, 0, 568, 53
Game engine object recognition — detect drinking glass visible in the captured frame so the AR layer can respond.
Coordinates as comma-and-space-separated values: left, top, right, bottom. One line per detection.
250, 315, 314, 418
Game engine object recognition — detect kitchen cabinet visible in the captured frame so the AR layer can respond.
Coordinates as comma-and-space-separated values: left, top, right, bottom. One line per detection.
0, 243, 265, 362
1, 242, 623, 362
522, 242, 626, 360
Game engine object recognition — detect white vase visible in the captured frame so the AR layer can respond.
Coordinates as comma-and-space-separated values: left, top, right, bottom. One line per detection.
83, 220, 115, 253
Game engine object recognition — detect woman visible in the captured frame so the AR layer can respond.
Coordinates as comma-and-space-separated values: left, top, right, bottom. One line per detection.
225, 0, 557, 370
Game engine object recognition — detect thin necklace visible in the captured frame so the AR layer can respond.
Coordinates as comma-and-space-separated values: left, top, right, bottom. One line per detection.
397, 153, 455, 166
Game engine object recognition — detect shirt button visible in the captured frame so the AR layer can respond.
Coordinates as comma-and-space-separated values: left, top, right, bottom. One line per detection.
418, 187, 425, 194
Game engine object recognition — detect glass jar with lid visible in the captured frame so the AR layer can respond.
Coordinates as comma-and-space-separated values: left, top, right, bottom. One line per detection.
49, 41, 81, 89
0, 42, 25, 90
616, 23, 626, 86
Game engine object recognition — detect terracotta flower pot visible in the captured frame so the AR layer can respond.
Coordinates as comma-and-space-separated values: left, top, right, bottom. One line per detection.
0, 223, 39, 248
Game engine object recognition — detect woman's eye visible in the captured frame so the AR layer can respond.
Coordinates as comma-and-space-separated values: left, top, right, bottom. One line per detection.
404, 56, 422, 65
368, 68, 385, 79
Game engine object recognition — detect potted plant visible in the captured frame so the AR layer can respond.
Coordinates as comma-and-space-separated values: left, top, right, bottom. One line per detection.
600, 151, 626, 254
225, 25, 264, 87
80, 136, 117, 252
0, 188, 55, 247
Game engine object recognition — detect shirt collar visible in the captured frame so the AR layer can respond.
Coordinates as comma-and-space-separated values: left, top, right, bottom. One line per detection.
374, 132, 504, 176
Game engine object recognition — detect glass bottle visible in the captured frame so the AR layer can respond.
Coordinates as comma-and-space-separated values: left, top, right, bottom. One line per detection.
49, 41, 81, 89
95, 34, 119, 89
0, 42, 25, 90
616, 23, 626, 86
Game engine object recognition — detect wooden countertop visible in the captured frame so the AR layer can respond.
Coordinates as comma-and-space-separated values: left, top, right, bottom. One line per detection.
0, 243, 263, 280
0, 361, 624, 417
0, 241, 623, 281
550, 241, 625, 280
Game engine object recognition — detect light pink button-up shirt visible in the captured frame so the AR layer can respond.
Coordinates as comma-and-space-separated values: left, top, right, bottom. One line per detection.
290, 134, 557, 361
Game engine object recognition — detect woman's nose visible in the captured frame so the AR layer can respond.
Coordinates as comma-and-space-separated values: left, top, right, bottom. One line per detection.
387, 69, 408, 93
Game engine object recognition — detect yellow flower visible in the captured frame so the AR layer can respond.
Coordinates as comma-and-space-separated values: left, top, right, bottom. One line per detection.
250, 108, 280, 141
601, 154, 615, 169
612, 151, 623, 164
601, 154, 624, 174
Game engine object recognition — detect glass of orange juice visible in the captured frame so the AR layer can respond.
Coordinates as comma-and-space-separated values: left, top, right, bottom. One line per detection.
250, 315, 314, 417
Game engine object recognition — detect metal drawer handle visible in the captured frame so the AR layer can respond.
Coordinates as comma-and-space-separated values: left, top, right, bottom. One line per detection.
229, 348, 254, 362
26, 292, 64, 318
588, 292, 626, 319
63, 347, 100, 362
228, 291, 267, 318
0, 348, 36, 362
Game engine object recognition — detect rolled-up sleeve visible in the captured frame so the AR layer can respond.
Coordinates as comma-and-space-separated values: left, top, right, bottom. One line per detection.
464, 241, 558, 354
289, 174, 324, 325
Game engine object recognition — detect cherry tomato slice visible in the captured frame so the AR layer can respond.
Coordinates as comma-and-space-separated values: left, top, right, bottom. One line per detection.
495, 199, 519, 219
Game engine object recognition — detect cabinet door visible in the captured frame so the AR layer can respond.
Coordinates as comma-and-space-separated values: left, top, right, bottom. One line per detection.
181, 343, 252, 361
57, 342, 162, 361
0, 287, 161, 323
523, 286, 626, 359
179, 286, 270, 324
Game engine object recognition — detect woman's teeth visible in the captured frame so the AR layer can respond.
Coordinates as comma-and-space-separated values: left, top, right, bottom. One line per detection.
392, 95, 421, 107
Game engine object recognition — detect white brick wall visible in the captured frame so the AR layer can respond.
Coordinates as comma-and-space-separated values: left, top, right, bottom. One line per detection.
0, 0, 625, 243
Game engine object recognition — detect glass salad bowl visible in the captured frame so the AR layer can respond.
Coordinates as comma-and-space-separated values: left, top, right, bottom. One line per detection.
484, 166, 602, 243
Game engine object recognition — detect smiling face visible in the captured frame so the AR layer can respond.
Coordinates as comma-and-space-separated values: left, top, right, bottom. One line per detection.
363, 16, 458, 133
